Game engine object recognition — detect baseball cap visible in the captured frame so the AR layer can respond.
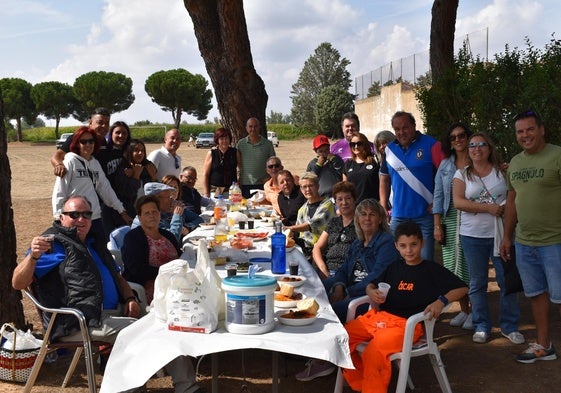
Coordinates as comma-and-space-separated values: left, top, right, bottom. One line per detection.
313, 135, 330, 150
144, 182, 175, 196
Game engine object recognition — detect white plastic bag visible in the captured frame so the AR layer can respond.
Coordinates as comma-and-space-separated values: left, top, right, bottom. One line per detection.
159, 240, 224, 333
153, 259, 189, 323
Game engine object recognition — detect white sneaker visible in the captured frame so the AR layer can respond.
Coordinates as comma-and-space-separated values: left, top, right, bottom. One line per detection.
472, 331, 489, 343
502, 331, 525, 345
449, 311, 468, 327
462, 313, 474, 330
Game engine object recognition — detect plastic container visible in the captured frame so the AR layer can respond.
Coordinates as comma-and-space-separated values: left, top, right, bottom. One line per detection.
213, 195, 227, 220
214, 219, 228, 243
229, 182, 243, 206
271, 222, 286, 274
221, 275, 277, 334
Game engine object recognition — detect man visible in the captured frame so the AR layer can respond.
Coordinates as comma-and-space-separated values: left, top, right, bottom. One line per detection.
180, 166, 213, 215
236, 117, 276, 198
379, 111, 444, 261
330, 112, 374, 161
500, 110, 561, 363
13, 195, 205, 393
51, 107, 111, 177
148, 128, 182, 179
263, 156, 284, 215
306, 134, 344, 197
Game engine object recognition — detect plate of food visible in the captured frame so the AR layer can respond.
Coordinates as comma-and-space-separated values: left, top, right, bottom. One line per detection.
235, 231, 269, 241
276, 298, 320, 326
235, 262, 263, 273
274, 285, 304, 308
274, 275, 307, 288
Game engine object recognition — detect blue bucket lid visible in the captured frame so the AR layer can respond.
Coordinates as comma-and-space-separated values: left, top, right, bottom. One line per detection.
222, 274, 277, 287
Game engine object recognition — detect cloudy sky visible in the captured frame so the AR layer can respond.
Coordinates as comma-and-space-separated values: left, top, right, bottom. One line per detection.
1, 0, 557, 126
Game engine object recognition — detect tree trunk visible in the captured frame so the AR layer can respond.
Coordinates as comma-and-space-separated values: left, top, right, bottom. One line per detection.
0, 90, 26, 327
16, 117, 23, 142
183, 0, 268, 142
55, 116, 60, 138
429, 0, 459, 82
175, 105, 182, 130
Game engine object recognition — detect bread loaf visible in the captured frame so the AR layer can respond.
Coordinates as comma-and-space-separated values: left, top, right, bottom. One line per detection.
297, 298, 319, 315
279, 284, 294, 297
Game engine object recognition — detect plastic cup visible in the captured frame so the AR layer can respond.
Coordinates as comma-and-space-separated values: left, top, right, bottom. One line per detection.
378, 282, 391, 298
247, 219, 254, 230
239, 221, 246, 230
43, 234, 55, 253
289, 261, 299, 276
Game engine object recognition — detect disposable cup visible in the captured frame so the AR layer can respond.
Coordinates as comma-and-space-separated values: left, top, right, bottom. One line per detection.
378, 282, 391, 298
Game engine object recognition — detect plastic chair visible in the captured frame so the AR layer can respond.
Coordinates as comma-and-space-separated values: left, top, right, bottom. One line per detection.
333, 295, 453, 393
22, 288, 105, 393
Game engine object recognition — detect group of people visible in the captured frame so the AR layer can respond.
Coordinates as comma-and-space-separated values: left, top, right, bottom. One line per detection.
12, 106, 561, 392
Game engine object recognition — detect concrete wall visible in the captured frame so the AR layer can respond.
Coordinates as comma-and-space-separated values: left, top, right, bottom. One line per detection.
354, 82, 425, 142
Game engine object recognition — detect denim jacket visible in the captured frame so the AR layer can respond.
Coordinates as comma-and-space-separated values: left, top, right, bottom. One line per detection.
433, 156, 456, 218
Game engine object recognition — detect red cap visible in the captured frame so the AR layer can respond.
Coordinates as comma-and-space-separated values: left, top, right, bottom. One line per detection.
313, 135, 330, 150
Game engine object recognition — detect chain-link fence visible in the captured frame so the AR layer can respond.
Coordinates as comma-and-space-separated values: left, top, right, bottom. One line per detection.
354, 28, 489, 100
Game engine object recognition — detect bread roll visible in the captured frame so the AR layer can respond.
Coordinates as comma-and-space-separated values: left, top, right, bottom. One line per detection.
279, 284, 294, 297
297, 298, 319, 315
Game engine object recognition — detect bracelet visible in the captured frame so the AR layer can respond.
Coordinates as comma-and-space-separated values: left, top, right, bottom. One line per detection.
438, 295, 449, 306
434, 225, 442, 229
124, 296, 137, 303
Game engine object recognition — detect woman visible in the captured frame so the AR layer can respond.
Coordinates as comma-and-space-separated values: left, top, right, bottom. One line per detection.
285, 172, 335, 257
453, 133, 523, 345
373, 130, 395, 164
202, 127, 238, 198
312, 181, 358, 279
433, 123, 473, 330
343, 132, 380, 203
114, 138, 158, 217
122, 195, 180, 304
52, 126, 132, 242
162, 175, 204, 234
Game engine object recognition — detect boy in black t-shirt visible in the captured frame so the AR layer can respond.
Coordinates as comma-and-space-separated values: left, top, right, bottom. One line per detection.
343, 221, 468, 393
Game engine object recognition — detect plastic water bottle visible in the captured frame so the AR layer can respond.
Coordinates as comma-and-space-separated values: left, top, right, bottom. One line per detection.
213, 195, 227, 221
229, 181, 242, 209
214, 218, 228, 243
271, 221, 286, 274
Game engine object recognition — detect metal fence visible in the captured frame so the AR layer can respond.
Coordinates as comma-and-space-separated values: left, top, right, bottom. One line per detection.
354, 28, 489, 100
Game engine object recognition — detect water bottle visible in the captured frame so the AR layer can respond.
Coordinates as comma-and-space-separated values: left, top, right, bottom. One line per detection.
213, 195, 227, 221
229, 181, 242, 208
271, 221, 286, 274
214, 217, 228, 243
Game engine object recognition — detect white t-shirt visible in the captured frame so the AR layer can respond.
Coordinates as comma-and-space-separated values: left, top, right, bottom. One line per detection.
454, 167, 507, 238
147, 146, 181, 180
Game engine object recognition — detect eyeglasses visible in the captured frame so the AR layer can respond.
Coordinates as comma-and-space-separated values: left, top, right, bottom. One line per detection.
468, 142, 488, 149
174, 155, 180, 169
61, 211, 93, 219
513, 109, 539, 122
79, 139, 95, 145
349, 141, 364, 149
449, 132, 467, 141
267, 163, 281, 169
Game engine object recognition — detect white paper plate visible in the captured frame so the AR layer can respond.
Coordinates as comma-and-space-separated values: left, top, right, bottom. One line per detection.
274, 275, 307, 288
276, 310, 318, 326
274, 292, 305, 308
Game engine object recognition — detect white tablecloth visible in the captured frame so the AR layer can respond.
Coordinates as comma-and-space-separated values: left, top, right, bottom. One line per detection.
100, 225, 353, 392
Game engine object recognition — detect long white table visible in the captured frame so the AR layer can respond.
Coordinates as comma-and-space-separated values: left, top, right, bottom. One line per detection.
100, 224, 353, 392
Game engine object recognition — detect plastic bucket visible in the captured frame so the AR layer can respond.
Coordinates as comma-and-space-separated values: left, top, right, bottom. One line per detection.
221, 275, 277, 334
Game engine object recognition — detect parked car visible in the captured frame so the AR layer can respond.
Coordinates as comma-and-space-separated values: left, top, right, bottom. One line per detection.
267, 131, 279, 147
195, 132, 216, 149
55, 133, 74, 149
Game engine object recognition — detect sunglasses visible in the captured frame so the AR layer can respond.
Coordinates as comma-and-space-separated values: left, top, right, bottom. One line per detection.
79, 139, 95, 145
513, 109, 540, 122
174, 156, 180, 169
61, 211, 93, 219
349, 141, 364, 149
449, 132, 467, 142
267, 163, 281, 169
468, 142, 488, 149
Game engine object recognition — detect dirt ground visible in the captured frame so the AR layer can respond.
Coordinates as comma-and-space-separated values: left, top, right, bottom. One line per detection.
3, 139, 561, 393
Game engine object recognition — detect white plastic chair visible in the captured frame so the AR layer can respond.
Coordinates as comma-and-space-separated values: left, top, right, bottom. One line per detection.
333, 295, 453, 393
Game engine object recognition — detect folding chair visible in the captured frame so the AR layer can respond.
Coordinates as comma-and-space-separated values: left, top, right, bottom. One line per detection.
333, 295, 453, 393
22, 288, 108, 393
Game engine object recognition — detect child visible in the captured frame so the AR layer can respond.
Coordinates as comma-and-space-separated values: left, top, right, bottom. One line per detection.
306, 134, 344, 198
343, 221, 468, 393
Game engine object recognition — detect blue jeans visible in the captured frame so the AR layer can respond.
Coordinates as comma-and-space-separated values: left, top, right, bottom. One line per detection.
515, 242, 561, 302
390, 214, 434, 261
461, 235, 520, 334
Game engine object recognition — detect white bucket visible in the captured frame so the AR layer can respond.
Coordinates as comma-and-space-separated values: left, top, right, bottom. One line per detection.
221, 275, 277, 334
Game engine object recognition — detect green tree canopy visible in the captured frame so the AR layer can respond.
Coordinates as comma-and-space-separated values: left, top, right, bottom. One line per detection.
314, 86, 354, 137
290, 42, 352, 132
145, 68, 213, 128
416, 36, 561, 162
31, 81, 78, 137
73, 71, 135, 121
0, 77, 36, 142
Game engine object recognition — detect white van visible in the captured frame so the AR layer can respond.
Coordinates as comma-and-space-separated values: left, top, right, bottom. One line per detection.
267, 131, 279, 147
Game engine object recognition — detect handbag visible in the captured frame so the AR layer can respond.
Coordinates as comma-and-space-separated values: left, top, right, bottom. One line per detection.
0, 323, 42, 383
501, 246, 524, 295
